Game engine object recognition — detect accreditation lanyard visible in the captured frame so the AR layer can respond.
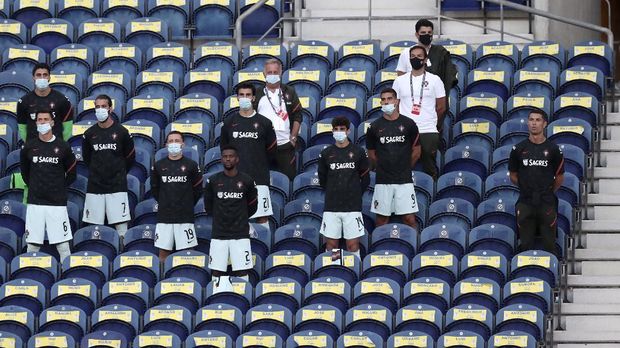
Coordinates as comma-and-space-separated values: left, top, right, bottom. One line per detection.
264, 88, 288, 121
409, 72, 426, 116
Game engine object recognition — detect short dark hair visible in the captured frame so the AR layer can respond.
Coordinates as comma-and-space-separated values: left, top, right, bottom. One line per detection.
331, 116, 350, 130
32, 62, 51, 76
529, 109, 548, 121
380, 88, 398, 99
409, 45, 428, 59
95, 94, 113, 108
415, 19, 434, 33
236, 82, 256, 96
166, 130, 184, 143
36, 110, 53, 120
220, 144, 238, 154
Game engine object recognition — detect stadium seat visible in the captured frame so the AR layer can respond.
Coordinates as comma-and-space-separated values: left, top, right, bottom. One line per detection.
513, 65, 559, 100
476, 197, 517, 233
436, 171, 484, 206
263, 251, 311, 287
77, 18, 122, 52
183, 69, 231, 105
290, 40, 335, 72
0, 305, 34, 343
2, 150, 21, 176
338, 40, 380, 75
0, 279, 45, 316
452, 118, 498, 152
242, 41, 287, 70
205, 277, 253, 313
292, 170, 323, 201
496, 304, 544, 340
510, 250, 559, 287
503, 277, 552, 314
39, 305, 87, 341
388, 331, 434, 348
163, 250, 210, 287
255, 276, 302, 312
336, 330, 384, 348
441, 0, 480, 10
147, 0, 189, 39
484, 171, 518, 203
50, 278, 98, 316
283, 67, 326, 104
192, 0, 233, 38
102, 0, 145, 28
237, 330, 284, 348
31, 18, 74, 54
445, 304, 494, 340
11, 0, 53, 28
327, 67, 372, 102
440, 40, 475, 87
372, 68, 397, 95
394, 304, 443, 341
548, 117, 593, 153
370, 223, 417, 259
466, 67, 511, 101
101, 277, 149, 314
135, 68, 179, 105
273, 223, 320, 258
453, 276, 501, 313
553, 91, 599, 126
193, 41, 238, 72
2, 45, 45, 74
0, 199, 25, 237
245, 303, 293, 340
301, 144, 329, 173
318, 93, 363, 127
412, 251, 459, 286
194, 304, 243, 339
344, 304, 392, 340
72, 225, 119, 261
287, 330, 334, 348
123, 224, 157, 254
61, 251, 109, 288
0, 71, 30, 101
429, 198, 475, 231
0, 331, 21, 348
558, 143, 586, 181
353, 276, 401, 314
27, 331, 76, 348
146, 42, 190, 77
112, 250, 159, 287
490, 144, 513, 174
313, 251, 361, 287
0, 19, 27, 53
125, 95, 171, 129
560, 65, 605, 101
303, 276, 351, 314
232, 66, 265, 92
58, 0, 100, 29
283, 198, 323, 231
498, 117, 528, 147
381, 40, 415, 70
558, 171, 581, 207
402, 277, 450, 314
81, 331, 128, 348
468, 223, 516, 259
294, 304, 342, 341
133, 330, 181, 348
419, 223, 467, 259
475, 41, 518, 74
0, 227, 17, 263
460, 250, 509, 287
143, 304, 192, 340
443, 144, 490, 180
361, 250, 409, 285
174, 92, 219, 126
521, 40, 565, 72
97, 43, 142, 78
437, 330, 485, 348
87, 68, 132, 107
459, 92, 504, 126
125, 17, 169, 53
567, 40, 613, 77
50, 68, 83, 106
490, 330, 537, 348
239, 0, 281, 38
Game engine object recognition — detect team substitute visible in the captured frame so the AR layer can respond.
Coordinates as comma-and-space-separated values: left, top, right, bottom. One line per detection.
317, 116, 370, 259
20, 110, 76, 262
366, 88, 421, 230
151, 131, 203, 262
17, 63, 74, 142
81, 95, 135, 236
205, 145, 258, 293
220, 83, 277, 233
509, 110, 564, 254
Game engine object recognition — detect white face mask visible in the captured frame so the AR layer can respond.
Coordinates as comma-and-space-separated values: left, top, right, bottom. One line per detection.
238, 97, 253, 110
95, 108, 109, 122
35, 78, 49, 90
167, 142, 182, 155
37, 122, 52, 135
333, 130, 347, 143
381, 103, 396, 115
265, 74, 280, 84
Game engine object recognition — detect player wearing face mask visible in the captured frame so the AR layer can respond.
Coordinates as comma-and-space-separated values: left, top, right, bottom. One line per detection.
17, 62, 74, 143
317, 116, 370, 259
151, 131, 203, 261
81, 95, 135, 237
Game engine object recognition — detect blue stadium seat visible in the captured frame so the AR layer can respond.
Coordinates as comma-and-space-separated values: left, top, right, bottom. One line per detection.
453, 276, 501, 313
381, 40, 415, 70
476, 197, 517, 233
0, 227, 17, 263
183, 69, 231, 104
273, 223, 320, 259
3, 150, 21, 176
548, 117, 592, 153
445, 304, 493, 340
364, 94, 382, 121
31, 18, 74, 54
221, 94, 241, 120
294, 304, 342, 341
290, 40, 335, 72
39, 305, 87, 341
292, 170, 323, 201
466, 67, 511, 101
0, 200, 25, 237
521, 40, 565, 72
490, 330, 536, 348
0, 279, 45, 316
77, 18, 122, 52
102, 0, 144, 27
283, 67, 326, 105
513, 65, 559, 100
263, 251, 311, 287
123, 224, 157, 254
402, 277, 450, 314
147, 0, 189, 39
558, 143, 586, 181
2, 44, 45, 74
491, 144, 513, 174
132, 198, 159, 226
97, 43, 142, 78
237, 330, 284, 348
125, 94, 171, 129
344, 304, 392, 341
203, 146, 222, 173
510, 250, 559, 287
58, 0, 100, 29
439, 40, 475, 90
192, 0, 233, 38
436, 171, 483, 206
11, 0, 53, 28
242, 41, 287, 70
567, 40, 613, 77
337, 40, 380, 75
61, 251, 109, 288
205, 277, 253, 313
496, 304, 544, 340
0, 19, 27, 52
560, 65, 605, 101
327, 67, 372, 103
441, 0, 480, 10
174, 93, 219, 128
81, 331, 127, 348
245, 303, 293, 340
553, 91, 599, 126
557, 198, 574, 235
336, 330, 383, 348
429, 198, 475, 231
420, 223, 467, 259
193, 41, 239, 73
143, 304, 192, 340
112, 250, 159, 287
255, 276, 302, 312
72, 224, 120, 262
353, 276, 401, 315
287, 330, 334, 348
101, 277, 149, 314
146, 42, 190, 77
370, 223, 417, 259
388, 331, 434, 348
484, 171, 518, 202
412, 251, 459, 286
0, 97, 19, 138
239, 0, 281, 38
283, 198, 323, 232
194, 304, 242, 339
443, 144, 490, 180
187, 331, 233, 348
318, 93, 363, 127
475, 41, 518, 74
437, 330, 485, 348
50, 278, 98, 316
373, 68, 398, 95
458, 92, 504, 126
232, 66, 265, 92
269, 169, 290, 206
301, 144, 329, 173
0, 305, 34, 343
163, 250, 210, 287
87, 68, 132, 106
0, 124, 15, 165
135, 68, 179, 105
0, 331, 21, 348
133, 330, 181, 348
0, 70, 30, 100
50, 68, 84, 106
395, 304, 443, 341
468, 223, 516, 260
303, 277, 351, 314
558, 171, 581, 207
27, 331, 76, 348
313, 251, 361, 287
460, 250, 508, 287
499, 116, 528, 147
503, 277, 552, 314
125, 17, 169, 53
361, 251, 409, 287
10, 252, 58, 288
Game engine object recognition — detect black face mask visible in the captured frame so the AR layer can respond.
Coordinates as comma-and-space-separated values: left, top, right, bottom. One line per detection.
419, 34, 432, 46
410, 57, 425, 70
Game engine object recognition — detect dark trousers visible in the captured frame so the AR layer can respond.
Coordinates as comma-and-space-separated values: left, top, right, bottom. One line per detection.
418, 133, 439, 180
516, 201, 558, 254
275, 142, 297, 180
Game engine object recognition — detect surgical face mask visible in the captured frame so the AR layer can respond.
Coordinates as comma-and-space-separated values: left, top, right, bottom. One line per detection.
95, 108, 109, 122
265, 74, 280, 84
333, 131, 347, 143
35, 78, 49, 90
418, 34, 433, 46
167, 142, 182, 155
37, 122, 52, 135
238, 97, 253, 110
381, 103, 396, 115
410, 57, 425, 70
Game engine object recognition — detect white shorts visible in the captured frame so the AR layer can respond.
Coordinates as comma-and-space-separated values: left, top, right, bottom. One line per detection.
371, 183, 419, 216
251, 185, 273, 218
154, 223, 198, 251
320, 212, 365, 240
25, 205, 72, 245
83, 192, 131, 225
208, 238, 253, 272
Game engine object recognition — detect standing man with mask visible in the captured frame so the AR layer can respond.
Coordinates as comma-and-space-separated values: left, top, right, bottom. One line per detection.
17, 63, 74, 143
396, 18, 457, 102
20, 110, 76, 263
221, 83, 277, 234
366, 88, 421, 230
392, 46, 446, 180
81, 95, 135, 237
254, 58, 303, 181
151, 131, 203, 262
318, 116, 370, 259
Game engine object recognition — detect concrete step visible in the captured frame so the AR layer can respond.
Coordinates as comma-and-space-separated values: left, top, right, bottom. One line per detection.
573, 288, 620, 303
586, 194, 620, 205
564, 315, 620, 332
558, 345, 620, 348
585, 234, 620, 249
600, 140, 620, 152
593, 168, 620, 179
567, 275, 620, 287
580, 262, 620, 276
581, 220, 620, 232
303, 0, 425, 10
606, 112, 620, 124
574, 249, 620, 261
594, 206, 620, 220
553, 331, 620, 344
561, 303, 620, 315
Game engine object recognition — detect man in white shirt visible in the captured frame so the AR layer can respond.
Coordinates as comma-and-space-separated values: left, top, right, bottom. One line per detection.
392, 45, 446, 180
254, 59, 303, 180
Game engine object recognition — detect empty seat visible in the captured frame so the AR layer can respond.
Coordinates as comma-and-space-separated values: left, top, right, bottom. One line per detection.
133, 330, 181, 348
11, 0, 53, 28
205, 277, 253, 313
61, 251, 109, 288
77, 18, 122, 52
521, 40, 565, 72
2, 44, 45, 74
336, 330, 384, 348
242, 41, 287, 70
438, 330, 484, 348
290, 40, 335, 72
0, 305, 34, 343
0, 19, 27, 52
50, 278, 98, 315
553, 91, 599, 126
303, 276, 351, 314
27, 331, 76, 348
237, 330, 284, 348
567, 40, 613, 77
513, 65, 559, 100
101, 277, 149, 314
72, 225, 120, 262
460, 250, 509, 286
194, 304, 243, 339
58, 0, 101, 28
475, 41, 518, 74
147, 0, 189, 39
412, 251, 458, 286
146, 42, 190, 76
0, 279, 45, 316
112, 250, 159, 287
458, 92, 504, 126
239, 0, 281, 38
496, 304, 544, 340
344, 304, 392, 341
143, 304, 192, 341
337, 40, 380, 75
193, 41, 239, 72
39, 305, 87, 341
81, 330, 127, 348
192, 0, 234, 38
560, 65, 605, 102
